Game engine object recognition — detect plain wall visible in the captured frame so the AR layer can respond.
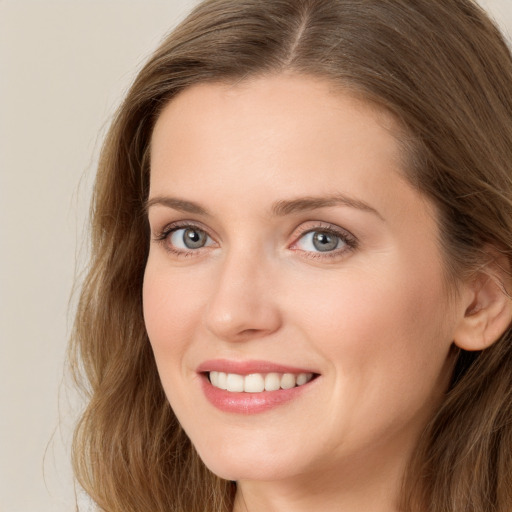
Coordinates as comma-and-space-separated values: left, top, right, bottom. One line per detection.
0, 1, 510, 511
0, 2, 199, 511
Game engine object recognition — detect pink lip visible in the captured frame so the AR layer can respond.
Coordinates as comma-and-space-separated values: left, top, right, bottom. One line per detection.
197, 359, 319, 415
197, 359, 315, 375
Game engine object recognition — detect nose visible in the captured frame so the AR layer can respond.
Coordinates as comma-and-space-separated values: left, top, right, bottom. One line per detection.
203, 250, 282, 342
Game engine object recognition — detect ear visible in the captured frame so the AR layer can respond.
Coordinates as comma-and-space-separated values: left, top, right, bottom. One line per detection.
454, 249, 512, 351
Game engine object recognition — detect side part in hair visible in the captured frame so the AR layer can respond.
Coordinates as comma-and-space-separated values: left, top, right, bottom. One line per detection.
69, 1, 512, 511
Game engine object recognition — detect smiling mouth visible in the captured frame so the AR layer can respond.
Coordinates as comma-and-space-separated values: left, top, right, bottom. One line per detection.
207, 371, 316, 393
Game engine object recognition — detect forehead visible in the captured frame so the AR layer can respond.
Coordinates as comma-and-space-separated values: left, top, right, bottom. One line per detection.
152, 74, 400, 144
150, 74, 406, 196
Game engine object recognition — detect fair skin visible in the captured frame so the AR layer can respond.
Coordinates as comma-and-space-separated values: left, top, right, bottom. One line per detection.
143, 74, 483, 512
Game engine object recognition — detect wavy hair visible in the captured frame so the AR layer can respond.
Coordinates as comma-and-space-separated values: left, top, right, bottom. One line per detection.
70, 1, 512, 510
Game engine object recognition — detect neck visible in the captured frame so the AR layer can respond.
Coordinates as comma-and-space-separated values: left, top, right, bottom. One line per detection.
232, 441, 408, 512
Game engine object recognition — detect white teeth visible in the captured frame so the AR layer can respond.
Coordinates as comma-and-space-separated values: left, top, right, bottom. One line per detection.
280, 373, 296, 389
226, 373, 244, 392
264, 372, 281, 391
244, 373, 265, 392
217, 371, 227, 390
210, 371, 219, 387
209, 371, 314, 393
296, 373, 309, 386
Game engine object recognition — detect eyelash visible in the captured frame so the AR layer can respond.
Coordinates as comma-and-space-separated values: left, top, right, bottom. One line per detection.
291, 223, 358, 260
152, 221, 358, 260
153, 221, 213, 258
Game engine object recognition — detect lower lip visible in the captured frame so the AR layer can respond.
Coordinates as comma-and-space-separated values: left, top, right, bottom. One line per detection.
200, 374, 316, 414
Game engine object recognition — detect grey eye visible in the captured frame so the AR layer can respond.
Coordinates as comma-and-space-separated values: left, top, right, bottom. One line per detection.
312, 231, 340, 252
296, 230, 343, 252
170, 227, 210, 249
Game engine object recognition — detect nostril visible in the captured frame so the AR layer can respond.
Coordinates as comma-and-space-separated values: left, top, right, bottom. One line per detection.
241, 328, 260, 335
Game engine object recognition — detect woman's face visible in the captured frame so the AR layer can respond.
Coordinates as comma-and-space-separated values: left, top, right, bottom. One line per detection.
143, 74, 464, 487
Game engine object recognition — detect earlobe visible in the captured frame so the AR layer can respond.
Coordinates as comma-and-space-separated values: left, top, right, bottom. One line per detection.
453, 255, 512, 351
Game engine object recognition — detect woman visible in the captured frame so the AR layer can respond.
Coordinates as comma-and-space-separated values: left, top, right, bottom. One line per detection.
70, 0, 512, 510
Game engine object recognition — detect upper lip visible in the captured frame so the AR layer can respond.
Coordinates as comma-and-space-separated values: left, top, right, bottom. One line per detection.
197, 359, 318, 375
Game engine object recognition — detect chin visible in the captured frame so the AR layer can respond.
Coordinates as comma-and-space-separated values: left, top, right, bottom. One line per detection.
193, 440, 301, 482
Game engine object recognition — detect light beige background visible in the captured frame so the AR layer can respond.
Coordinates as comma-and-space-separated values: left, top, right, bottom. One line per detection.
0, 1, 510, 511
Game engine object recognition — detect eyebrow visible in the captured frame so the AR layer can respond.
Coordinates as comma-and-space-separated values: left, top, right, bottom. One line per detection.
271, 194, 383, 220
145, 196, 210, 216
145, 193, 383, 220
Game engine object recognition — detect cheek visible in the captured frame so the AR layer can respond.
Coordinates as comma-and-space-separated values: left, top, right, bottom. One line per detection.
293, 269, 453, 450
295, 267, 443, 344
288, 259, 453, 396
142, 260, 206, 359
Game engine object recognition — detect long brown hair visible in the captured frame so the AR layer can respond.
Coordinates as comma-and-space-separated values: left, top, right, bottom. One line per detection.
70, 1, 512, 510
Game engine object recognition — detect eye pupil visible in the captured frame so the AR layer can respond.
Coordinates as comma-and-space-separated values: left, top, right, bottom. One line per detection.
313, 231, 339, 252
183, 228, 206, 249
